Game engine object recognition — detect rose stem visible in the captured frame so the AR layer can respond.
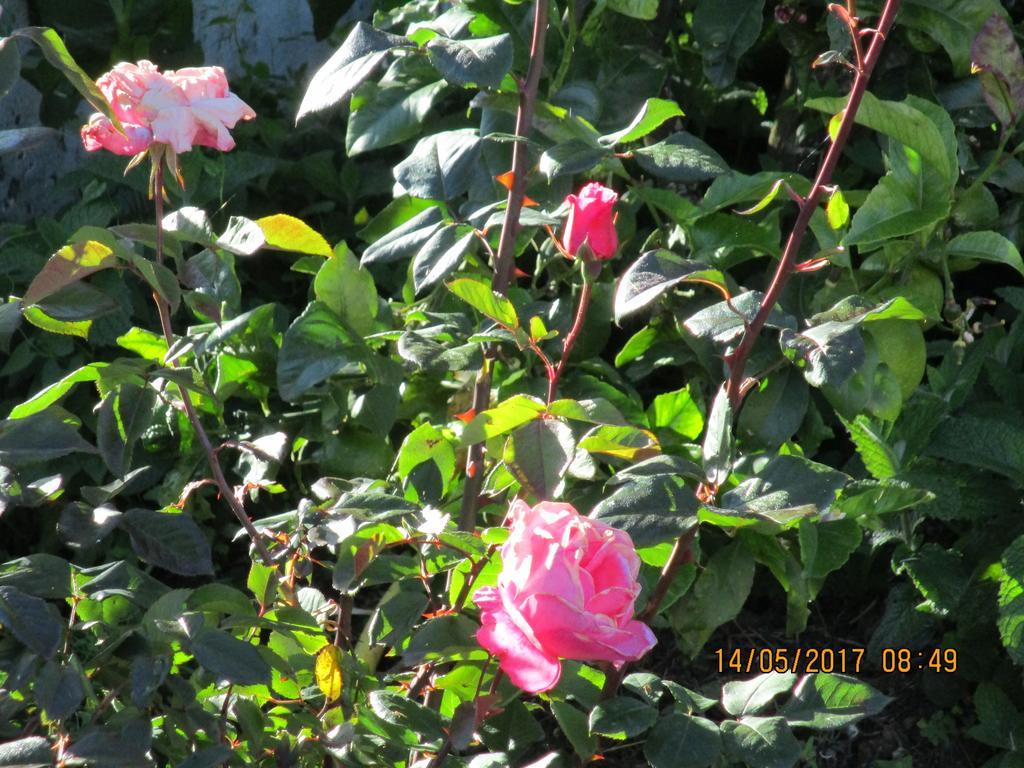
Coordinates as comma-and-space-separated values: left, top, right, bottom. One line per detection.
602, 0, 901, 701
150, 159, 274, 567
546, 275, 592, 404
724, 0, 902, 411
458, 0, 550, 531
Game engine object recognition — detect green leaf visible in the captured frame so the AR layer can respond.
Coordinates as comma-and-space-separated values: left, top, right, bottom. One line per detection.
998, 534, 1024, 664
649, 386, 704, 439
644, 713, 721, 768
362, 206, 446, 265
845, 169, 950, 248
578, 424, 659, 462
97, 382, 157, 478
721, 716, 801, 768
946, 230, 1024, 276
296, 21, 410, 121
256, 214, 333, 257
807, 93, 956, 185
7, 362, 112, 420
119, 509, 214, 577
35, 660, 86, 721
413, 225, 475, 293
191, 628, 271, 686
64, 721, 152, 767
0, 410, 97, 466
799, 518, 861, 599
898, 543, 968, 616
215, 216, 265, 256
314, 244, 379, 336
969, 682, 1024, 750
0, 736, 52, 768
780, 673, 891, 729
721, 454, 849, 520
591, 474, 698, 547
600, 97, 685, 145
277, 302, 368, 402
738, 368, 809, 447
693, 0, 766, 88
614, 250, 725, 323
0, 554, 72, 599
899, 0, 1006, 76
394, 129, 481, 200
425, 34, 512, 89
397, 422, 456, 500
780, 324, 864, 389
177, 746, 233, 768
550, 701, 596, 761
842, 415, 899, 479
11, 27, 122, 130
607, 0, 659, 20
0, 586, 62, 657
588, 697, 658, 740
447, 277, 518, 327
826, 188, 849, 230
22, 240, 117, 307
502, 418, 575, 500
539, 141, 610, 179
129, 253, 181, 311
460, 395, 546, 444
722, 673, 798, 716
928, 414, 1024, 481
347, 79, 447, 155
684, 291, 795, 343
702, 385, 732, 486
670, 542, 755, 656
368, 690, 444, 740
634, 132, 729, 183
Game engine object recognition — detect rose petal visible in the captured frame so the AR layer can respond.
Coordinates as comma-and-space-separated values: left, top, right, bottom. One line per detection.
474, 587, 561, 693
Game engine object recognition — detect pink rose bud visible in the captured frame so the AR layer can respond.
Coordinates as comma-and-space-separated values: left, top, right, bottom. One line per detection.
562, 182, 619, 260
473, 500, 656, 693
81, 60, 255, 156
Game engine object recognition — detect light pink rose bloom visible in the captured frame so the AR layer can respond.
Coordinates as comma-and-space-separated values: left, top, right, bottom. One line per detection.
562, 182, 619, 260
80, 114, 153, 156
81, 60, 255, 155
474, 500, 656, 693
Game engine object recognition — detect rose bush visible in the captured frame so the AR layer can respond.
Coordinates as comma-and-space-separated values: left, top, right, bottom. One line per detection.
6, 0, 1024, 765
474, 500, 656, 693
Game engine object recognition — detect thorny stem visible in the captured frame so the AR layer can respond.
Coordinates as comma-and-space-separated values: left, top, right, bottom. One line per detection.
723, 0, 901, 412
458, 0, 550, 531
150, 160, 274, 567
600, 0, 903, 704
547, 275, 592, 404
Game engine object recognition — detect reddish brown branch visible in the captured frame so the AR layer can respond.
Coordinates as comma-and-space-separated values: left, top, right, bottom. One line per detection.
724, 0, 901, 412
150, 161, 274, 566
547, 277, 592, 404
458, 0, 550, 531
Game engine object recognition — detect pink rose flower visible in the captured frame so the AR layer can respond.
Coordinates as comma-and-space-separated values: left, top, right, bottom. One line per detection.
562, 182, 619, 260
474, 500, 656, 693
80, 60, 255, 156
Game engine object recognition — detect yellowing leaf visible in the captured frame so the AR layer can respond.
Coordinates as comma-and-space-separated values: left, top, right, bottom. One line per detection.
828, 110, 844, 143
256, 214, 333, 258
315, 644, 343, 702
826, 188, 850, 230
